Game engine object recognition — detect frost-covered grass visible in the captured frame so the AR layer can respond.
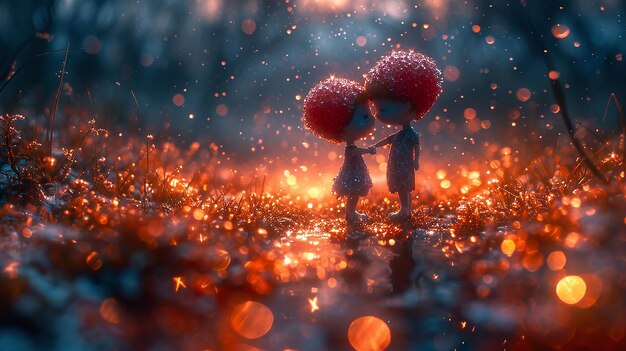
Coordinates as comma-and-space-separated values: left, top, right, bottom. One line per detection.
1, 112, 625, 350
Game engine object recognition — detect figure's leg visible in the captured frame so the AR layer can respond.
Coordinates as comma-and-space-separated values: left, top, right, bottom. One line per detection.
346, 195, 367, 222
389, 191, 411, 221
399, 191, 411, 214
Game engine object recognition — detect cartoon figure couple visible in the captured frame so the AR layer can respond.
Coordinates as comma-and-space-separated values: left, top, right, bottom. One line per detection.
303, 50, 442, 224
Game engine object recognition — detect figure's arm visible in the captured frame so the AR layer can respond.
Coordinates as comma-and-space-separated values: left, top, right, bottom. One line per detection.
413, 133, 420, 170
354, 147, 376, 155
370, 133, 395, 148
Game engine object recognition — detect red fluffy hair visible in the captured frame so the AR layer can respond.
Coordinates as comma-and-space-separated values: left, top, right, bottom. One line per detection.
302, 76, 365, 143
365, 50, 442, 120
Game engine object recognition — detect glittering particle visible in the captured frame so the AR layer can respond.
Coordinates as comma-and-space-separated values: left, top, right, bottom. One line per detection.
309, 297, 319, 313
173, 276, 187, 292
223, 220, 234, 230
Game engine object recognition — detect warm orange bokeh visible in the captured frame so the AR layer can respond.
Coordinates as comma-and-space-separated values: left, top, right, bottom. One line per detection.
546, 251, 567, 271
230, 301, 274, 339
551, 24, 571, 39
556, 275, 586, 305
348, 316, 391, 351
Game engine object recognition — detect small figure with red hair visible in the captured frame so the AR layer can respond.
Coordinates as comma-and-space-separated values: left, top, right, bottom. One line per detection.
366, 50, 442, 222
303, 76, 376, 223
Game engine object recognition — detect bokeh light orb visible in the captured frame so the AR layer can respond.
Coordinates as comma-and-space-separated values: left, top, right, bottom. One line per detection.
547, 250, 567, 271
208, 248, 231, 271
241, 19, 256, 35
556, 275, 586, 305
551, 24, 571, 39
230, 301, 273, 339
500, 239, 516, 256
348, 316, 391, 351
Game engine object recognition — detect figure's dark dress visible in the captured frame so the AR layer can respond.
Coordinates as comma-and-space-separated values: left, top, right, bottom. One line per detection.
332, 145, 373, 197
387, 126, 419, 193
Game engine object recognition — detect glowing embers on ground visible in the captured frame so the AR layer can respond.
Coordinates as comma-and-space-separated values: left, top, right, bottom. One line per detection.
275, 223, 347, 284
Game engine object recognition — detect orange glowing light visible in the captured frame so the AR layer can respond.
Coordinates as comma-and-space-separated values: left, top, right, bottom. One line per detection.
230, 301, 274, 339
241, 19, 256, 35
443, 65, 460, 82
100, 298, 121, 324
463, 108, 477, 120
556, 275, 586, 304
208, 248, 231, 271
308, 187, 321, 198
547, 250, 567, 271
224, 220, 234, 230
577, 274, 603, 308
3, 262, 19, 278
522, 252, 544, 272
173, 93, 185, 106
551, 24, 571, 39
216, 104, 229, 116
564, 232, 580, 248
548, 70, 560, 80
472, 24, 481, 33
86, 251, 103, 270
500, 239, 516, 256
22, 228, 32, 238
309, 297, 319, 313
173, 276, 187, 292
193, 208, 205, 220
516, 88, 532, 102
348, 316, 391, 351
